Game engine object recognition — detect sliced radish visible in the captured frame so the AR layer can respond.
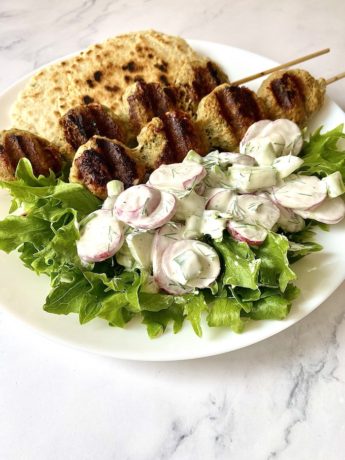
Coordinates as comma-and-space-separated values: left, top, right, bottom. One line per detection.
229, 194, 280, 230
272, 175, 327, 209
77, 210, 124, 263
148, 162, 206, 192
240, 119, 303, 157
276, 204, 305, 233
240, 120, 271, 148
294, 197, 345, 224
152, 223, 187, 295
114, 185, 176, 230
161, 240, 220, 289
206, 189, 235, 212
273, 155, 304, 179
260, 119, 303, 155
227, 221, 267, 246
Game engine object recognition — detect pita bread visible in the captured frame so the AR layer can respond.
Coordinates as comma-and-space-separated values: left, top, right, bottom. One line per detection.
11, 30, 228, 157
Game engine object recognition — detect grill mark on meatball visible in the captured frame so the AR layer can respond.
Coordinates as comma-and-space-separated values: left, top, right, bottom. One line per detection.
162, 111, 203, 162
215, 85, 264, 139
127, 81, 177, 134
1, 131, 62, 177
94, 138, 137, 188
75, 149, 113, 188
192, 62, 224, 99
270, 73, 305, 110
60, 103, 124, 151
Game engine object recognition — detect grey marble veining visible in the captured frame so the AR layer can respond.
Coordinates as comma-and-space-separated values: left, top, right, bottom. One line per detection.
1, 1, 345, 459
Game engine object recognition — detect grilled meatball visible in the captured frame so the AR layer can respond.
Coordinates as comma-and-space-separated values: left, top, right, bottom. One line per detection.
123, 81, 178, 138
175, 60, 229, 115
0, 129, 62, 180
257, 69, 326, 126
137, 110, 207, 169
60, 103, 125, 153
70, 136, 145, 199
196, 84, 266, 151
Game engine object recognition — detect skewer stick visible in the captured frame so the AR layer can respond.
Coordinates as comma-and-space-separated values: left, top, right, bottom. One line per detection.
326, 71, 345, 85
231, 48, 330, 86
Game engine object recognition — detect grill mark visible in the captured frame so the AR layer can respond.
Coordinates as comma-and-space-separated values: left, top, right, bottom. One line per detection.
3, 134, 25, 170
215, 86, 263, 139
192, 62, 224, 99
61, 103, 124, 150
148, 84, 176, 118
95, 138, 137, 188
127, 82, 177, 134
162, 111, 203, 162
16, 134, 48, 175
270, 73, 305, 110
2, 132, 62, 176
76, 149, 112, 188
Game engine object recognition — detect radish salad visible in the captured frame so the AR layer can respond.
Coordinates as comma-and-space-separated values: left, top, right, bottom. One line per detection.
0, 121, 345, 337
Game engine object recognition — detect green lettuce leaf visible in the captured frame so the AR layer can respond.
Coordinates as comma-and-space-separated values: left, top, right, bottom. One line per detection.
213, 235, 260, 290
207, 297, 244, 333
255, 232, 296, 292
299, 124, 345, 180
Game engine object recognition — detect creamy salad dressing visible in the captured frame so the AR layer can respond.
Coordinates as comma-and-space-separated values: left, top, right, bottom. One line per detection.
76, 119, 345, 293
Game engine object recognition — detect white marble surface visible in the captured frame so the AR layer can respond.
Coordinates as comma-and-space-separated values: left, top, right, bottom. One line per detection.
1, 0, 345, 458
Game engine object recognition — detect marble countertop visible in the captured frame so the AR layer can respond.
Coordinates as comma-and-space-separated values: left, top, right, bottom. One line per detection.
1, 0, 345, 458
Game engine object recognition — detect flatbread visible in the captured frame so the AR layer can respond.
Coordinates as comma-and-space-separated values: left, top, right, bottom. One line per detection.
11, 30, 227, 156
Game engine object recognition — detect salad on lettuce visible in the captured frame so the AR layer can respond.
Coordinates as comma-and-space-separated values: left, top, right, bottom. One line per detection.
0, 120, 344, 338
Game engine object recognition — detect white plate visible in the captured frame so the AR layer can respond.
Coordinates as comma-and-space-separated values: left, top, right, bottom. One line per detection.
1, 40, 345, 361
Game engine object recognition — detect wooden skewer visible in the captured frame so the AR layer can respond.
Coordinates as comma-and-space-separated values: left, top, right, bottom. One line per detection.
231, 48, 330, 86
326, 71, 345, 85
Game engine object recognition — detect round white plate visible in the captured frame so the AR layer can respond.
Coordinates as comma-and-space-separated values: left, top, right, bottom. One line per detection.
1, 40, 345, 361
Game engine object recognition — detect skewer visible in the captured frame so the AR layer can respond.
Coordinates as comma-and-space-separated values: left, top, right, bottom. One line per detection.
231, 48, 330, 86
326, 71, 345, 85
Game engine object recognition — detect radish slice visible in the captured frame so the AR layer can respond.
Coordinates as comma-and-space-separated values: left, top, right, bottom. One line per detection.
272, 175, 327, 209
276, 204, 305, 233
294, 197, 345, 224
240, 119, 303, 157
148, 162, 206, 192
114, 185, 176, 230
227, 221, 267, 246
206, 189, 235, 212
152, 223, 188, 294
77, 210, 124, 263
273, 155, 304, 178
240, 120, 271, 147
115, 185, 161, 219
229, 194, 280, 230
161, 240, 220, 289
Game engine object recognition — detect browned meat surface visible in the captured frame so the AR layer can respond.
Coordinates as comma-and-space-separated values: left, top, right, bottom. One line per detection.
0, 129, 62, 180
60, 103, 125, 151
257, 69, 326, 126
137, 110, 207, 169
176, 60, 229, 114
70, 136, 146, 199
124, 81, 177, 136
196, 83, 266, 151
